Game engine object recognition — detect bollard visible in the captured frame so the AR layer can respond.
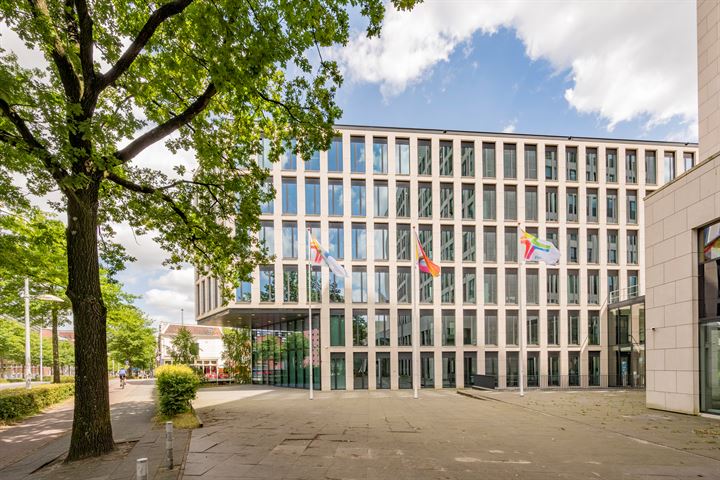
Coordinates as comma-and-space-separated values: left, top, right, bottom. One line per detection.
136, 457, 148, 480
165, 421, 174, 469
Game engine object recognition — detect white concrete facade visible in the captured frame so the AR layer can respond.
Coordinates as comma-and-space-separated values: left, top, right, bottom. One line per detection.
196, 126, 697, 391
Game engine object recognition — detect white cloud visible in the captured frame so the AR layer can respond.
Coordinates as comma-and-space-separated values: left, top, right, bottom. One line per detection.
335, 0, 697, 137
144, 288, 194, 318
502, 119, 517, 133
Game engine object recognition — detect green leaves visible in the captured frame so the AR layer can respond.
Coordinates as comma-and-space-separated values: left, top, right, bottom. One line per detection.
169, 326, 200, 365
106, 305, 156, 370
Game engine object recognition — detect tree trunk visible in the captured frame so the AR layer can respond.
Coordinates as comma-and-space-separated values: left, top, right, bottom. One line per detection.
65, 185, 114, 461
52, 308, 61, 383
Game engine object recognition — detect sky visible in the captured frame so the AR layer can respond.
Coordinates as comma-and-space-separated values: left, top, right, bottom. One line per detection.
3, 0, 699, 327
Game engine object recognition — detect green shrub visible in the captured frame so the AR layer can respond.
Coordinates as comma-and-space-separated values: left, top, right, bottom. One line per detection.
0, 383, 75, 423
155, 365, 200, 416
60, 375, 75, 383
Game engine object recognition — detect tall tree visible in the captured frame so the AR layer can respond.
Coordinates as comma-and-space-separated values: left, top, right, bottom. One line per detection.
107, 305, 156, 375
0, 317, 25, 375
0, 0, 416, 459
169, 327, 199, 366
222, 327, 251, 383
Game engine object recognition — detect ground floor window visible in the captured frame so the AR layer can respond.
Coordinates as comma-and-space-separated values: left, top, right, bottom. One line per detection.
700, 321, 720, 414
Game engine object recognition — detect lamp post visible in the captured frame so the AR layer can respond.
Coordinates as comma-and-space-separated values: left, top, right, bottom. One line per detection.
22, 279, 65, 389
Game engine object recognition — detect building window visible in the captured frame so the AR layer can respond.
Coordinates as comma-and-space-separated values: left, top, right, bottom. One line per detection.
587, 230, 599, 264
283, 266, 298, 302
627, 191, 638, 224
589, 312, 600, 345
396, 182, 410, 218
441, 226, 454, 261
397, 267, 411, 303
546, 187, 558, 221
645, 150, 657, 184
462, 227, 476, 261
545, 146, 558, 180
586, 147, 598, 181
566, 147, 578, 181
396, 138, 410, 175
420, 271, 433, 304
505, 269, 518, 305
525, 187, 538, 221
373, 137, 388, 174
483, 227, 497, 262
281, 178, 297, 214
353, 352, 368, 389
236, 280, 251, 302
608, 270, 619, 297
328, 180, 343, 216
374, 181, 389, 217
352, 268, 367, 303
526, 269, 539, 305
329, 272, 344, 303
418, 226, 433, 257
397, 225, 411, 261
567, 188, 578, 222
330, 311, 345, 346
586, 188, 598, 222
259, 266, 274, 302
683, 152, 695, 172
328, 136, 343, 172
440, 140, 453, 176
607, 190, 618, 224
350, 136, 365, 173
608, 230, 618, 264
462, 185, 475, 219
484, 269, 497, 305
588, 271, 600, 305
352, 223, 366, 260
260, 180, 274, 214
483, 185, 496, 220
353, 310, 368, 346
418, 139, 432, 175
527, 311, 539, 345
504, 144, 517, 178
397, 310, 412, 346
260, 221, 274, 256
568, 311, 580, 345
351, 181, 366, 216
419, 183, 432, 218
441, 268, 455, 303
525, 144, 537, 179
505, 228, 518, 262
375, 310, 390, 346
504, 187, 517, 220
374, 224, 389, 260
306, 149, 320, 171
547, 270, 559, 305
627, 232, 638, 264
440, 184, 454, 218
420, 311, 434, 347
464, 311, 477, 345
606, 148, 617, 182
628, 271, 639, 297
258, 137, 272, 169
482, 142, 496, 178
547, 311, 560, 345
328, 223, 343, 259
567, 229, 578, 263
282, 141, 296, 170
626, 150, 637, 183
568, 270, 579, 304
282, 221, 297, 259
463, 268, 476, 304
663, 151, 675, 182
442, 311, 455, 346
484, 311, 498, 345
305, 178, 321, 215
503, 311, 518, 346
461, 141, 475, 177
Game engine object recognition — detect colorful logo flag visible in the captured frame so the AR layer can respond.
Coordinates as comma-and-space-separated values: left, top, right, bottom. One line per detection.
309, 233, 348, 278
520, 229, 560, 265
415, 231, 440, 277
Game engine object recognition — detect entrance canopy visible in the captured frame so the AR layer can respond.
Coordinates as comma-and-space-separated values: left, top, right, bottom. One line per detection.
197, 306, 309, 329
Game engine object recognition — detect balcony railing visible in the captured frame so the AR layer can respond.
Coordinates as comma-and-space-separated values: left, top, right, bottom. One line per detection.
608, 285, 641, 304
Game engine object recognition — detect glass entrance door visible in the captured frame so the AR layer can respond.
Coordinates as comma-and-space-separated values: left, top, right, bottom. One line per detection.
330, 353, 346, 390
701, 322, 720, 414
376, 353, 390, 389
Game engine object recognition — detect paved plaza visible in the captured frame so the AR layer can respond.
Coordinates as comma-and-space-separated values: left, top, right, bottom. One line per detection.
185, 386, 720, 480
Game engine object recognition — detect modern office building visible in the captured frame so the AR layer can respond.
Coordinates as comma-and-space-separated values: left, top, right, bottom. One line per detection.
642, 0, 720, 416
196, 126, 697, 392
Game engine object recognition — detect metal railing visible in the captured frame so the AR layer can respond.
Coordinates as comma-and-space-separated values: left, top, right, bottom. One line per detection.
608, 285, 641, 304
474, 374, 646, 390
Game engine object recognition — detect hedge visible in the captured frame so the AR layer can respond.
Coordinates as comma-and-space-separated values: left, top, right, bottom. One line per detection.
0, 383, 75, 423
155, 365, 200, 416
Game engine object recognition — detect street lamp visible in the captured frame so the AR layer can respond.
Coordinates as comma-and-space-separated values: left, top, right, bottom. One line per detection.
22, 279, 64, 389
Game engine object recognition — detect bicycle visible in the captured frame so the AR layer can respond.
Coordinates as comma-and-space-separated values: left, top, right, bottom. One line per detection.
120, 375, 126, 389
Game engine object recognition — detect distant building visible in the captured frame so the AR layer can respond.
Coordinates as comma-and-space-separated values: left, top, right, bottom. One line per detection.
157, 323, 226, 378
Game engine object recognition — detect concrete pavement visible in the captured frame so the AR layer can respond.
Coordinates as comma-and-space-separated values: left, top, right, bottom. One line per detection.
184, 386, 720, 480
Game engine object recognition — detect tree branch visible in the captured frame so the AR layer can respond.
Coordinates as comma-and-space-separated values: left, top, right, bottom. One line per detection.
74, 0, 96, 93
113, 82, 216, 163
98, 0, 194, 90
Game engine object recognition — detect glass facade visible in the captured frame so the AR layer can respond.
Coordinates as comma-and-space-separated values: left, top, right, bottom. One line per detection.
700, 222, 720, 414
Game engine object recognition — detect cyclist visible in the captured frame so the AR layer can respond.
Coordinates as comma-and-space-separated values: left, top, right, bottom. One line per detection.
119, 367, 127, 388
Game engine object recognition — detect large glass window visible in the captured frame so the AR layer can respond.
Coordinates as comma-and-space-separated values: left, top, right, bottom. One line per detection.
440, 140, 453, 176
482, 142, 496, 178
419, 183, 432, 218
282, 141, 296, 170
351, 181, 366, 216
353, 310, 368, 346
375, 310, 390, 346
589, 312, 600, 345
397, 268, 411, 303
568, 311, 580, 345
306, 150, 320, 171
374, 182, 388, 217
506, 311, 519, 345
627, 191, 638, 224
328, 136, 343, 172
260, 180, 274, 214
330, 311, 345, 346
440, 184, 454, 218
586, 189, 598, 222
566, 147, 578, 181
527, 311, 539, 345
586, 147, 598, 181
483, 185, 496, 220
282, 178, 297, 214
567, 188, 578, 222
283, 266, 298, 302
588, 271, 600, 305
626, 150, 637, 183
646, 151, 657, 184
525, 187, 538, 221
329, 273, 344, 303
374, 224, 389, 260
546, 187, 558, 221
545, 146, 558, 180
441, 268, 454, 303
484, 269, 497, 304
462, 185, 475, 219
463, 268, 476, 304
606, 148, 617, 182
305, 179, 321, 215
329, 223, 343, 259
442, 311, 456, 346
462, 227, 476, 261
547, 270, 559, 305
420, 272, 433, 304
375, 268, 390, 303
397, 225, 411, 261
352, 268, 367, 303
396, 138, 410, 174
547, 311, 560, 345
282, 221, 298, 259
628, 232, 639, 264
483, 227, 496, 262
504, 187, 517, 220
524, 144, 537, 179
353, 352, 368, 389
607, 190, 618, 224
441, 226, 454, 261
664, 151, 675, 182
418, 226, 433, 257
684, 152, 694, 172
328, 180, 343, 216
568, 229, 579, 264
464, 311, 477, 345
484, 311, 498, 345
418, 139, 432, 175
373, 137, 388, 174
396, 182, 410, 218
504, 144, 517, 179
398, 310, 412, 346
350, 136, 365, 173
260, 266, 275, 301
236, 280, 251, 302
568, 270, 579, 304
260, 221, 274, 256
330, 353, 345, 390
352, 224, 366, 260
258, 137, 272, 169
461, 142, 475, 177
587, 230, 599, 263
420, 311, 434, 346
505, 228, 518, 262
505, 269, 518, 305
526, 269, 539, 305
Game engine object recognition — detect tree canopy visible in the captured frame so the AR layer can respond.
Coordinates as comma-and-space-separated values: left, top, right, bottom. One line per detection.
169, 326, 199, 366
107, 305, 156, 372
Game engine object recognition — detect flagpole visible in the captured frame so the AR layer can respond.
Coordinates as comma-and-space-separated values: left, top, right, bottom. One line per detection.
517, 224, 525, 397
307, 228, 314, 400
412, 226, 420, 400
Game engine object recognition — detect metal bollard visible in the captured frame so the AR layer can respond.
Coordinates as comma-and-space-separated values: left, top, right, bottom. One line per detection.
136, 457, 148, 480
165, 421, 174, 469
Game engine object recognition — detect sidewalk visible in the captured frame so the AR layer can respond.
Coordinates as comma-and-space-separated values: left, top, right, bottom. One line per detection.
0, 379, 190, 480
